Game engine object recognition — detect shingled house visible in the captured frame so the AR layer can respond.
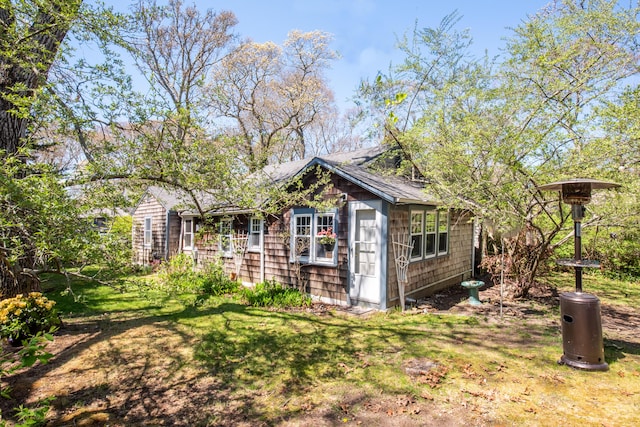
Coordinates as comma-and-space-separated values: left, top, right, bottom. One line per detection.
131, 186, 185, 265
131, 146, 475, 310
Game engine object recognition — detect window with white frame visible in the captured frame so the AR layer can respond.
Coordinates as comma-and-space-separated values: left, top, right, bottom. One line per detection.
291, 209, 337, 264
248, 217, 262, 251
143, 217, 152, 248
293, 214, 311, 259
438, 210, 449, 255
424, 210, 437, 257
183, 218, 194, 249
410, 211, 423, 260
314, 213, 335, 261
219, 218, 233, 256
409, 207, 449, 262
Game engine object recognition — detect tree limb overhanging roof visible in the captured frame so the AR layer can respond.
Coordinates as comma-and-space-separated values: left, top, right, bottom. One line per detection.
140, 145, 438, 217
255, 145, 438, 206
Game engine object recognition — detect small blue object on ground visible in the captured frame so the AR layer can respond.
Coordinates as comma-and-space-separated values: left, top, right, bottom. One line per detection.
460, 280, 484, 306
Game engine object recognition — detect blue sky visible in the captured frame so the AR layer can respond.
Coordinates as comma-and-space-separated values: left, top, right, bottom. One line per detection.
105, 1, 552, 111
229, 1, 552, 109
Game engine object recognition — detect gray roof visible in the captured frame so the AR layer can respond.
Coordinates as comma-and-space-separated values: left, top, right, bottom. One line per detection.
257, 145, 385, 182
145, 186, 192, 211
258, 145, 437, 206
140, 145, 437, 217
321, 161, 436, 205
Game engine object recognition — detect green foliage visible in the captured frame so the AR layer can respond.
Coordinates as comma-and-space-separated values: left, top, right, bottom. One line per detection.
0, 156, 96, 268
0, 293, 60, 343
12, 398, 52, 427
157, 254, 239, 297
198, 261, 240, 296
551, 224, 640, 279
1, 333, 55, 426
596, 231, 640, 279
88, 215, 133, 274
242, 278, 311, 308
356, 1, 640, 292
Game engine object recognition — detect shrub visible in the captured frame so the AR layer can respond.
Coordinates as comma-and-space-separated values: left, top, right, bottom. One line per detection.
198, 260, 239, 296
242, 278, 311, 308
0, 293, 60, 344
1, 333, 55, 425
157, 254, 239, 296
157, 253, 198, 292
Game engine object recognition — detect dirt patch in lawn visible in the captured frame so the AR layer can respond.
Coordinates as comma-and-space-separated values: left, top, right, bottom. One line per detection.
1, 319, 475, 426
416, 280, 640, 345
1, 283, 639, 426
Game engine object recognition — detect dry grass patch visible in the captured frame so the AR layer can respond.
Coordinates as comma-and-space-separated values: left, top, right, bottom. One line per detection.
1, 272, 639, 426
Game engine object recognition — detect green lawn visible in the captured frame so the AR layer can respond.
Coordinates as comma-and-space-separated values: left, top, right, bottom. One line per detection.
8, 270, 639, 426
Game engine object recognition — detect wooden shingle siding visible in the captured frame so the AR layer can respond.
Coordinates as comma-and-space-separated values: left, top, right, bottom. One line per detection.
131, 187, 186, 265
132, 150, 476, 311
167, 212, 181, 258
132, 194, 169, 264
386, 208, 473, 307
197, 175, 381, 306
256, 177, 377, 304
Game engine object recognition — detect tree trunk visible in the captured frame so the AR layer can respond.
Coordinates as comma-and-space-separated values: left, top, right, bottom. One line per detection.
0, 249, 41, 298
0, 0, 82, 299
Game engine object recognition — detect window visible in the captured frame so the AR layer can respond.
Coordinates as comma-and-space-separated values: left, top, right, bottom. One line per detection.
410, 211, 423, 260
315, 214, 335, 261
409, 207, 449, 262
293, 214, 312, 259
291, 209, 337, 264
248, 217, 262, 251
183, 218, 194, 249
93, 217, 108, 235
424, 210, 437, 257
219, 218, 233, 257
143, 217, 152, 248
438, 210, 449, 255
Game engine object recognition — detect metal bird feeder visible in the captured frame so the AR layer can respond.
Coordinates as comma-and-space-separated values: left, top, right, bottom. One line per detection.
537, 178, 619, 371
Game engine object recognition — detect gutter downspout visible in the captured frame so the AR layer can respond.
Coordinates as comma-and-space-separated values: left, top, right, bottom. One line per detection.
177, 212, 184, 256
260, 220, 265, 283
471, 216, 477, 278
165, 210, 171, 260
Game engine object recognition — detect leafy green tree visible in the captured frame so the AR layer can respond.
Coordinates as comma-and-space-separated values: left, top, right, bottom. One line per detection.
0, 0, 85, 296
1, 0, 140, 294
357, 1, 640, 297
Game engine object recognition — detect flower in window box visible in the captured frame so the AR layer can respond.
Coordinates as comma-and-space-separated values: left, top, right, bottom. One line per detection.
317, 227, 336, 247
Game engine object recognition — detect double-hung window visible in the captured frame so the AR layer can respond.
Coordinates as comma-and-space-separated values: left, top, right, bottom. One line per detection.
409, 207, 449, 262
143, 217, 152, 248
410, 211, 423, 260
248, 217, 263, 252
438, 210, 449, 255
293, 214, 312, 259
291, 209, 337, 264
424, 210, 437, 258
219, 218, 233, 257
183, 218, 194, 250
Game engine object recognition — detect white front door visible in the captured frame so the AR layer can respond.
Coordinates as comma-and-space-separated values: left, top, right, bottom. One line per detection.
349, 200, 383, 305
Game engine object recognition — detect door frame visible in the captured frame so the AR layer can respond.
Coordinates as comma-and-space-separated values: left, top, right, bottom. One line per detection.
348, 200, 388, 309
